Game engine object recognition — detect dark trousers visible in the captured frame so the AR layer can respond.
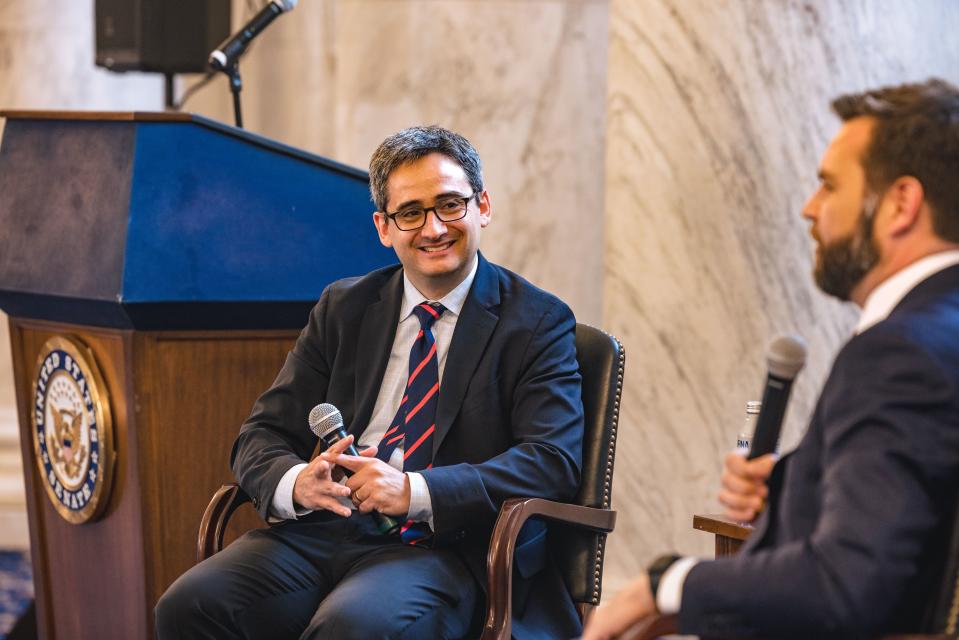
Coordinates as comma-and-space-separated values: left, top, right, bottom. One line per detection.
155, 512, 478, 640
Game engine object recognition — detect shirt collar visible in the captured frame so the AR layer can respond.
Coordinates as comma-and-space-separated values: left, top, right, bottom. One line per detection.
856, 249, 959, 334
400, 255, 478, 321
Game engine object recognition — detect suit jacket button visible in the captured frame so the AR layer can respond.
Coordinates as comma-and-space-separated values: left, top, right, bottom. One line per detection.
252, 496, 259, 509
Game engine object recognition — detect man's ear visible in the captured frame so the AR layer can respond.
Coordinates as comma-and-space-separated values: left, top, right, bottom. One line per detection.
373, 212, 393, 248
884, 176, 925, 237
477, 190, 492, 228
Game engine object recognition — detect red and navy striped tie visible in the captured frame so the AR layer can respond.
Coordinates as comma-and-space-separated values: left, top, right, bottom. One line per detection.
377, 302, 445, 542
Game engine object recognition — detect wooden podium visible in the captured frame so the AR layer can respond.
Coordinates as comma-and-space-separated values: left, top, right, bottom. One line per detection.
0, 111, 394, 638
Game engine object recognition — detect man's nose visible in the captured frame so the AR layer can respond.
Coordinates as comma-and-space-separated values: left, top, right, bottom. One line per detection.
421, 210, 448, 236
801, 192, 819, 222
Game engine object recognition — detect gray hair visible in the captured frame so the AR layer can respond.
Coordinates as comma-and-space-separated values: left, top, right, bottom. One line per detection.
368, 125, 484, 212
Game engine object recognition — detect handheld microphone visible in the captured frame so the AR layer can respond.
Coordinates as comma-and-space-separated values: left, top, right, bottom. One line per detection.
747, 335, 807, 459
209, 0, 297, 71
308, 403, 401, 535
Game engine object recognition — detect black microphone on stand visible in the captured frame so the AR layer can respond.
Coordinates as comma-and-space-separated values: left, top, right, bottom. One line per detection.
748, 335, 808, 459
208, 0, 297, 128
208, 0, 298, 71
308, 403, 401, 535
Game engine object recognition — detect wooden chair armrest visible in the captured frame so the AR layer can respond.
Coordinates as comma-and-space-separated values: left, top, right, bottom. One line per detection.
481, 498, 616, 640
196, 483, 252, 562
617, 614, 950, 640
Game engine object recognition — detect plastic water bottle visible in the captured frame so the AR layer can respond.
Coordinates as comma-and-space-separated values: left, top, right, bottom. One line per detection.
737, 401, 762, 451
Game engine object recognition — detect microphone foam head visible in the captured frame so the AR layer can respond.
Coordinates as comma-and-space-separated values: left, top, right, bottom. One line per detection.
766, 334, 808, 380
276, 0, 298, 11
308, 403, 344, 438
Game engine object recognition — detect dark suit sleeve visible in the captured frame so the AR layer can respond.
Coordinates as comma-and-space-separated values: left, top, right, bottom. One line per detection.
679, 327, 959, 637
421, 299, 584, 537
230, 287, 333, 519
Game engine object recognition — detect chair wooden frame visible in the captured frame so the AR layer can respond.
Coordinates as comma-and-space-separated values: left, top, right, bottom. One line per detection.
481, 498, 616, 639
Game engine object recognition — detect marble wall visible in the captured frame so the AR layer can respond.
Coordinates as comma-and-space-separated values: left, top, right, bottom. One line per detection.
604, 0, 959, 590
3, 0, 959, 602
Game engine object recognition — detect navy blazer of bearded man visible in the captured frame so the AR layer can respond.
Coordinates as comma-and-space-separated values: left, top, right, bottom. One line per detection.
679, 262, 959, 639
230, 251, 586, 638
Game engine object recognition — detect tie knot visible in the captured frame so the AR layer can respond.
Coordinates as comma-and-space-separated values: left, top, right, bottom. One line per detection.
412, 302, 446, 329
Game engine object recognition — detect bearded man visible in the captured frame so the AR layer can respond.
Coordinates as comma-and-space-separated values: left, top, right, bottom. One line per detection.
585, 79, 959, 639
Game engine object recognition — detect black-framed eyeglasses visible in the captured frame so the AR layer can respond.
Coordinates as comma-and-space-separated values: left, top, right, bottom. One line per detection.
383, 193, 476, 231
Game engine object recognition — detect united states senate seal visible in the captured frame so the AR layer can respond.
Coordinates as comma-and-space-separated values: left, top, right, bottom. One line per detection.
31, 336, 115, 524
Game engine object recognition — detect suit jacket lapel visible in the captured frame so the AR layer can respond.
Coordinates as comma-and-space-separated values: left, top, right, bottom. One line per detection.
433, 254, 500, 455
349, 269, 403, 438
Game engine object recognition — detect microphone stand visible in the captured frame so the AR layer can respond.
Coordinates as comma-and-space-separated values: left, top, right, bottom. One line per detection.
225, 63, 244, 129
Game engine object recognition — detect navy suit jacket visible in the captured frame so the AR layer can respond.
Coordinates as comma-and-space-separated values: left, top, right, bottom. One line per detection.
231, 253, 585, 638
679, 263, 959, 639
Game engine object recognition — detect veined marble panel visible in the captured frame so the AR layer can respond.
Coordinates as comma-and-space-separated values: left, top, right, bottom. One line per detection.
329, 0, 609, 322
603, 0, 959, 592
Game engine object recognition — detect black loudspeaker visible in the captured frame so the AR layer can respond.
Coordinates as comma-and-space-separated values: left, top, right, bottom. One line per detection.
95, 0, 232, 73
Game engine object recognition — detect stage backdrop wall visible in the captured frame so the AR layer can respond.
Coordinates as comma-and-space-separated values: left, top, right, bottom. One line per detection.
2, 0, 959, 598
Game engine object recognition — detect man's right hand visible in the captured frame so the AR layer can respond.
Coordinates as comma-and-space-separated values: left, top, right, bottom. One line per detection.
718, 451, 777, 521
292, 434, 356, 517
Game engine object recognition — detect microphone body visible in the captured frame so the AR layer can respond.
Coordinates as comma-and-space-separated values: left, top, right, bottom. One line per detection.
309, 404, 401, 535
748, 373, 794, 458
209, 0, 295, 71
317, 424, 363, 460
747, 335, 808, 460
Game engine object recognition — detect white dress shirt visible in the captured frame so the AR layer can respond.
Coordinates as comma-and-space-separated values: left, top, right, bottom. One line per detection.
855, 250, 959, 334
270, 256, 479, 528
656, 249, 959, 614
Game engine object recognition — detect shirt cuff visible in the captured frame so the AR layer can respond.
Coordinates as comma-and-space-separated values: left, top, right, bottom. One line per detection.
270, 463, 311, 520
655, 556, 700, 614
405, 472, 434, 529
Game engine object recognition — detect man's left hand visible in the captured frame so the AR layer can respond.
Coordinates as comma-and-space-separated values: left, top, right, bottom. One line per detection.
332, 448, 411, 516
581, 572, 657, 640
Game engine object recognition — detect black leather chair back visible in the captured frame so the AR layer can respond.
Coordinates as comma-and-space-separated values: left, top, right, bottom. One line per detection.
551, 323, 624, 605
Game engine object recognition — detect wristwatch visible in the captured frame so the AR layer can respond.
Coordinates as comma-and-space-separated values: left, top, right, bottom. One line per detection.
647, 553, 682, 600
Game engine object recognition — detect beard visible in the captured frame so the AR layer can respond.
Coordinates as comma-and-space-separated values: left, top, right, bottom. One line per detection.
813, 199, 881, 301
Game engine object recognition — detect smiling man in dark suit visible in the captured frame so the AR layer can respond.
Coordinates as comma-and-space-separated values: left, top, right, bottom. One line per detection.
156, 126, 584, 639
584, 78, 959, 639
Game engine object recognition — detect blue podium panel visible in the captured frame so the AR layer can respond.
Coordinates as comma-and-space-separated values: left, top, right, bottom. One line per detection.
0, 112, 396, 329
